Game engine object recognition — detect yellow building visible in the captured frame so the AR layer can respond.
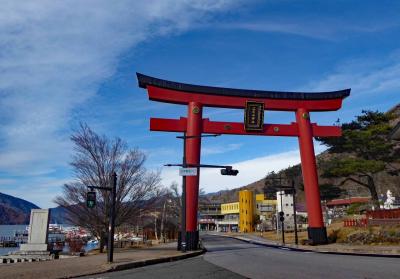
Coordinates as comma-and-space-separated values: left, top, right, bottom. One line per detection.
219, 191, 275, 233
219, 202, 240, 232
221, 202, 239, 214
239, 190, 254, 232
256, 193, 265, 202
255, 194, 277, 214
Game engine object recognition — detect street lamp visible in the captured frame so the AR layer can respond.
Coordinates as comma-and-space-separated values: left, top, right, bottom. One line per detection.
86, 172, 117, 263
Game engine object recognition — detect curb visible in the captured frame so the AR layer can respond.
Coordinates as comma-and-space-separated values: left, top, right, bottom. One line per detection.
70, 249, 206, 279
110, 249, 206, 272
209, 234, 400, 258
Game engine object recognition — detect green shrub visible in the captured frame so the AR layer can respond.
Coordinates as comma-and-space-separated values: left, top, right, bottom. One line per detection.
346, 203, 366, 215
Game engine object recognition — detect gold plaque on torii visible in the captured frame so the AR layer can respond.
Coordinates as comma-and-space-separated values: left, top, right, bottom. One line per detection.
244, 101, 264, 132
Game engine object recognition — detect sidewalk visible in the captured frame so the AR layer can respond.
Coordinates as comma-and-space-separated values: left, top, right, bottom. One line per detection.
212, 232, 400, 257
0, 242, 204, 279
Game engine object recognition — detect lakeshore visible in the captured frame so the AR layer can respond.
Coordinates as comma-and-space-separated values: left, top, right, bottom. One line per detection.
0, 224, 99, 256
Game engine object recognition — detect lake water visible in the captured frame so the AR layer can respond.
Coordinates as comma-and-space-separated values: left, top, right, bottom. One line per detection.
0, 224, 27, 237
0, 225, 98, 256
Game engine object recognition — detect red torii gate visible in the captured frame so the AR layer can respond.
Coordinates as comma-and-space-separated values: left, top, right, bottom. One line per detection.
137, 73, 350, 247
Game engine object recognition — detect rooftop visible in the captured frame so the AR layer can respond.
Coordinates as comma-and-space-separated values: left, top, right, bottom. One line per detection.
327, 197, 370, 206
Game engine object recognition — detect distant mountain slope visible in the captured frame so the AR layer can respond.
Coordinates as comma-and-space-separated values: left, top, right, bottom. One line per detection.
0, 192, 39, 224
50, 206, 72, 225
206, 104, 400, 204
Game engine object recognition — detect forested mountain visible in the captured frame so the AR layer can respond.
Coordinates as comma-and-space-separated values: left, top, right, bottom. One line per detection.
0, 192, 39, 224
205, 104, 400, 205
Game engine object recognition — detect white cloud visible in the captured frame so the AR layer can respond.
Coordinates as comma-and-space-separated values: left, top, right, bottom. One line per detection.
306, 53, 400, 96
0, 177, 73, 208
0, 1, 242, 174
202, 143, 242, 155
161, 149, 302, 193
217, 18, 397, 41
0, 0, 245, 207
161, 142, 327, 193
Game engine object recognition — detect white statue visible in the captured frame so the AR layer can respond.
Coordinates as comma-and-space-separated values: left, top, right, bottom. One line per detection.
383, 190, 395, 209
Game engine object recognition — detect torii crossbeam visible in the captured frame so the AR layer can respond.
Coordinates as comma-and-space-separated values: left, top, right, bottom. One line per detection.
137, 72, 350, 247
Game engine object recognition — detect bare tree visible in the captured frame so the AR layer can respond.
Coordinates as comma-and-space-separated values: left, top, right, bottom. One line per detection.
54, 123, 161, 251
168, 182, 181, 222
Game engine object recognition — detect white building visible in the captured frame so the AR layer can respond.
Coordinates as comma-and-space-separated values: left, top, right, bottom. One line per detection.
276, 191, 295, 231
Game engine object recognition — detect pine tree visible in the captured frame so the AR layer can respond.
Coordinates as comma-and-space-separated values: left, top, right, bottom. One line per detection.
317, 110, 399, 208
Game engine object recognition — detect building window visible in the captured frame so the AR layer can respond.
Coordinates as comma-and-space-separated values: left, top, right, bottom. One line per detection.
286, 214, 289, 217
291, 203, 293, 206
286, 203, 288, 206
246, 210, 247, 214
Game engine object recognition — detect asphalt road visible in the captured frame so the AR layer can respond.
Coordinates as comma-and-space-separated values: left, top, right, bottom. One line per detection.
81, 234, 400, 279
202, 234, 400, 279
80, 255, 244, 279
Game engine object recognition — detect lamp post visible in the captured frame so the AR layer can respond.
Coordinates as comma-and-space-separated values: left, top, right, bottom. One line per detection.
86, 172, 117, 263
291, 180, 299, 246
278, 191, 285, 245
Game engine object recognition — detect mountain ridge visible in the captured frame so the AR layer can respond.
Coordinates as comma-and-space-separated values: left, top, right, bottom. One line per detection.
0, 192, 40, 224
205, 104, 400, 205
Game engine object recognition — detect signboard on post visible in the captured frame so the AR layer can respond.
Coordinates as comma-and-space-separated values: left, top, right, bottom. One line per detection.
244, 101, 264, 132
179, 167, 198, 176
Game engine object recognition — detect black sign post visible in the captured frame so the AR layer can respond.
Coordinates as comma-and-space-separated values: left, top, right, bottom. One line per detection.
278, 186, 285, 245
174, 134, 221, 252
86, 172, 117, 263
244, 101, 264, 131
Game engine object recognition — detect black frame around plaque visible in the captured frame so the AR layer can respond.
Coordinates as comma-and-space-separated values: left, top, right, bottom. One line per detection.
244, 101, 264, 131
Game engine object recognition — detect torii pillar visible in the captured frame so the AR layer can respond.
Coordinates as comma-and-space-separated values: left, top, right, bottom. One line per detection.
185, 102, 202, 249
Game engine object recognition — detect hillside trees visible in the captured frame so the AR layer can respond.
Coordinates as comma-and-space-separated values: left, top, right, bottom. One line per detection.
317, 110, 400, 208
54, 124, 161, 251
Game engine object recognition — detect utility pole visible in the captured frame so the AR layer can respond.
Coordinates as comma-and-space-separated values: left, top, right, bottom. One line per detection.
108, 172, 117, 263
181, 132, 187, 252
292, 180, 299, 245
86, 172, 117, 263
279, 191, 285, 245
160, 199, 167, 243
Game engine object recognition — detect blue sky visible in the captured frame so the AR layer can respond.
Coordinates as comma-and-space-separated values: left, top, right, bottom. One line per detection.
0, 1, 399, 208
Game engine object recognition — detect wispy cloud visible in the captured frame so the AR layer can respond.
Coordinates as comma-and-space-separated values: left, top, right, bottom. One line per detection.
0, 0, 243, 174
0, 177, 73, 208
202, 143, 243, 155
0, 0, 244, 206
161, 149, 302, 193
161, 142, 327, 193
306, 52, 400, 97
217, 18, 398, 41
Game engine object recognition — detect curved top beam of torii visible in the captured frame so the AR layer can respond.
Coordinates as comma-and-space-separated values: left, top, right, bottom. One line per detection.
137, 73, 350, 111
